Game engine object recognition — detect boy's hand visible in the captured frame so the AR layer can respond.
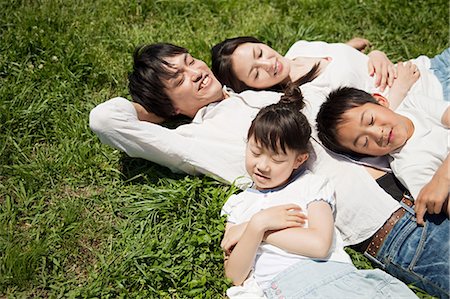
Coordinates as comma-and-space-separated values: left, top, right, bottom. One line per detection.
391, 61, 420, 95
346, 37, 371, 52
221, 222, 248, 255
387, 61, 420, 110
251, 204, 306, 232
415, 176, 450, 225
368, 50, 396, 92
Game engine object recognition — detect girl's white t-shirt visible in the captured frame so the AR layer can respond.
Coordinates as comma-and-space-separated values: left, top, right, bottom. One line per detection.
221, 171, 352, 289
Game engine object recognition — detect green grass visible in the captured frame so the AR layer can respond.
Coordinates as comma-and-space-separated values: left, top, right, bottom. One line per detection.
1, 0, 447, 297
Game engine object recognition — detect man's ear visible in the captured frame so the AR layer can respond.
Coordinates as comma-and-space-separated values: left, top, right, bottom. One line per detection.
372, 93, 390, 108
294, 152, 309, 169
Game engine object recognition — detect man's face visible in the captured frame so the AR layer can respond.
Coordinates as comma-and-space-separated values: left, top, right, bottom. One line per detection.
336, 102, 413, 156
163, 53, 225, 118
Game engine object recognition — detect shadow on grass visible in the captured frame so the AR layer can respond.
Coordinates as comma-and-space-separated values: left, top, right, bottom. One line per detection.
119, 154, 186, 185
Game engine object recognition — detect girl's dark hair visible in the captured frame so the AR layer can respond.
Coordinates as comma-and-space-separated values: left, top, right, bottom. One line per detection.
248, 97, 311, 155
128, 43, 188, 119
211, 36, 320, 93
316, 87, 379, 157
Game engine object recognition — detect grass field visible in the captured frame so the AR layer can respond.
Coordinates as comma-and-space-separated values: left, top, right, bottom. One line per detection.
1, 0, 448, 297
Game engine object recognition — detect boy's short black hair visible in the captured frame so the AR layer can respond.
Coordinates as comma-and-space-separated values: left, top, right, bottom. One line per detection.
316, 87, 379, 156
128, 43, 188, 119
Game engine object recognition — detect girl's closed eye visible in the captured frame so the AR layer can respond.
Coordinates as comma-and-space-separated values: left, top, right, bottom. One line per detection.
258, 48, 263, 58
369, 115, 374, 126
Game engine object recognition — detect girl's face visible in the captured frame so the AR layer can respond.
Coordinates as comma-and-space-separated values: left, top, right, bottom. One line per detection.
231, 43, 291, 89
245, 136, 308, 190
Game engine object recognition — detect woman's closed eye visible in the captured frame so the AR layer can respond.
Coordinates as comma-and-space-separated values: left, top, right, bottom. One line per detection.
368, 115, 374, 125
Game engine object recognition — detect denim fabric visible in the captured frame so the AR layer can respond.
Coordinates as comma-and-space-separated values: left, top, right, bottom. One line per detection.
366, 208, 450, 299
263, 259, 415, 298
429, 48, 450, 101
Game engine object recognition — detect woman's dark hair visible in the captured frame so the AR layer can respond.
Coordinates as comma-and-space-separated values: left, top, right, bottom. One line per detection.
248, 97, 311, 155
128, 43, 188, 119
316, 87, 379, 157
211, 36, 264, 93
211, 36, 320, 93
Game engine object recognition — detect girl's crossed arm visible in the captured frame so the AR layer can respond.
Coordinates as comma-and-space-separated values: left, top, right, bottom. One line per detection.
224, 204, 304, 285
264, 200, 334, 258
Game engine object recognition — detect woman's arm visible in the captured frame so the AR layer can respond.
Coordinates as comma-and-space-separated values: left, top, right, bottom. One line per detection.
415, 154, 450, 225
224, 204, 304, 285
264, 201, 334, 258
367, 50, 397, 92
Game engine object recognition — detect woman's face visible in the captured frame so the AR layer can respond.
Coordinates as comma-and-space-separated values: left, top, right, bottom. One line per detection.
231, 43, 291, 89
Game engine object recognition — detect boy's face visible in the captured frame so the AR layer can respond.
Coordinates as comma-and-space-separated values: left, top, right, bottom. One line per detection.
245, 136, 308, 190
336, 102, 413, 156
163, 53, 225, 118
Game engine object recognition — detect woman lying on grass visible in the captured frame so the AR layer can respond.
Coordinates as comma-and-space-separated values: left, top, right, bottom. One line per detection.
211, 36, 448, 105
220, 98, 416, 298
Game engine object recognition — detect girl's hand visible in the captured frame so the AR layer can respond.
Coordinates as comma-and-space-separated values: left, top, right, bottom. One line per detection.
221, 222, 248, 255
346, 37, 371, 52
368, 50, 396, 92
251, 204, 306, 232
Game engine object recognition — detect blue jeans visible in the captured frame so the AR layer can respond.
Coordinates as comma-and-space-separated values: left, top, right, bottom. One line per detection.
365, 204, 450, 298
264, 259, 415, 298
429, 48, 450, 101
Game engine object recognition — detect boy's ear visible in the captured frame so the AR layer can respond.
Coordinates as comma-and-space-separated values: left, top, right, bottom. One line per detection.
372, 93, 390, 108
294, 152, 309, 169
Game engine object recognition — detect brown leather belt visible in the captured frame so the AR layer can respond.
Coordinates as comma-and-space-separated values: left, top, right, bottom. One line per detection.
365, 197, 414, 257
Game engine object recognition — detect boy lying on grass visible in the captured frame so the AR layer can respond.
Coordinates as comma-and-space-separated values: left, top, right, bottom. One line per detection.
220, 98, 416, 298
316, 85, 450, 226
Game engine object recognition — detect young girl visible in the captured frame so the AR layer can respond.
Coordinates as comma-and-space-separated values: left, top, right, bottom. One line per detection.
211, 36, 448, 105
220, 99, 416, 298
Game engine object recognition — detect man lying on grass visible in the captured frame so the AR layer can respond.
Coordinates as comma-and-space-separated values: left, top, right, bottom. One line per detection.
89, 42, 449, 297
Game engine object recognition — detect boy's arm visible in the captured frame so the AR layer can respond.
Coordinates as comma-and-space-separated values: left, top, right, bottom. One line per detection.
264, 201, 334, 258
441, 106, 450, 128
415, 154, 450, 225
386, 61, 420, 110
224, 204, 304, 285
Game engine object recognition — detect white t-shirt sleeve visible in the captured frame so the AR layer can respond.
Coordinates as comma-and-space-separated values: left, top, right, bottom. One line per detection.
301, 174, 336, 212
221, 193, 245, 224
400, 93, 449, 125
89, 97, 199, 175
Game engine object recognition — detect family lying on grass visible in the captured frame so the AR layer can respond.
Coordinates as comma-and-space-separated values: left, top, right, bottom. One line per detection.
90, 36, 449, 298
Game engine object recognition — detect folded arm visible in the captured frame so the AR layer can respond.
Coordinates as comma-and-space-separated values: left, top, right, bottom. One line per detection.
264, 201, 334, 258
89, 97, 197, 174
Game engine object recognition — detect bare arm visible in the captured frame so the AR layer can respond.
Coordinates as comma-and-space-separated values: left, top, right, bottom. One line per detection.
264, 201, 334, 258
415, 154, 450, 225
345, 37, 371, 52
367, 50, 396, 92
224, 204, 304, 285
441, 106, 450, 128
387, 61, 420, 110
